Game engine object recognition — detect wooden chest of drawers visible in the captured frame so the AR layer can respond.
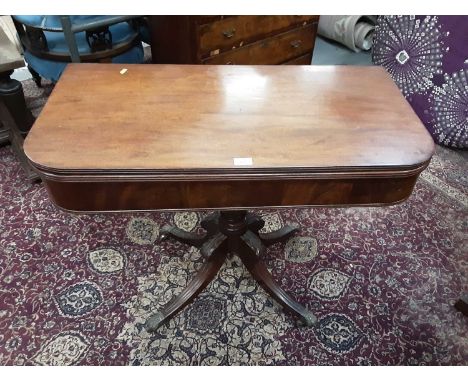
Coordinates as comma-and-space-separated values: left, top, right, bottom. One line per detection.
149, 16, 319, 65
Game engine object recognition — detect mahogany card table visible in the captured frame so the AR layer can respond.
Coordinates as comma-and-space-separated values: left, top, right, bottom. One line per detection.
24, 64, 434, 331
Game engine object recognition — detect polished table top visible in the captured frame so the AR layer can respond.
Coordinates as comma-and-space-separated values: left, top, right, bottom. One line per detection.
24, 64, 434, 211
25, 64, 433, 175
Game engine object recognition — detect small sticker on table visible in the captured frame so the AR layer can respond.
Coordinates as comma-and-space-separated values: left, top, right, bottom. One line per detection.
233, 157, 253, 166
120, 68, 128, 75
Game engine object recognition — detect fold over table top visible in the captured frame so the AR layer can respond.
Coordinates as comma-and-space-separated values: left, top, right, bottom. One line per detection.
24, 64, 434, 180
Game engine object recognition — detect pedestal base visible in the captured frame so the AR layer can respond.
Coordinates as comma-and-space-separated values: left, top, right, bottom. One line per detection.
0, 70, 34, 135
145, 210, 317, 332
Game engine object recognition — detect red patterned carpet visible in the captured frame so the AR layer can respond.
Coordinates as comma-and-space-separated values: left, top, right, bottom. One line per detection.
0, 79, 467, 365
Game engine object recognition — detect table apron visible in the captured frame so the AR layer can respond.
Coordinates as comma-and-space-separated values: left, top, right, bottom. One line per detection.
41, 175, 420, 212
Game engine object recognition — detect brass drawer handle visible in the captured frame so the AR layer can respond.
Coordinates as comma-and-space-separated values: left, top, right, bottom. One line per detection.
222, 28, 236, 38
290, 39, 302, 48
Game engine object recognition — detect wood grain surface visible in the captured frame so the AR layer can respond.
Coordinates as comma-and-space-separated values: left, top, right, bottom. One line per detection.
202, 23, 317, 65
198, 15, 317, 56
41, 175, 422, 212
24, 64, 434, 174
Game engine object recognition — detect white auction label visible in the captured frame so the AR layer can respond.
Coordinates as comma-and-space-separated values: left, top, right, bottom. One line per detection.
233, 157, 253, 166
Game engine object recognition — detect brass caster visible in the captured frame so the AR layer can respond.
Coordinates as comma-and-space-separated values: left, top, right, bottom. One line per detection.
145, 311, 165, 333
297, 311, 318, 328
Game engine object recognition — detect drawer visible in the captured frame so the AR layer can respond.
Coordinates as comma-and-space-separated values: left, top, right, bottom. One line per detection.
282, 52, 313, 65
198, 16, 318, 57
202, 23, 317, 65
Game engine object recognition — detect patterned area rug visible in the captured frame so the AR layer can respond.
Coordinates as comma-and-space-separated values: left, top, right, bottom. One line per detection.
0, 79, 467, 365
